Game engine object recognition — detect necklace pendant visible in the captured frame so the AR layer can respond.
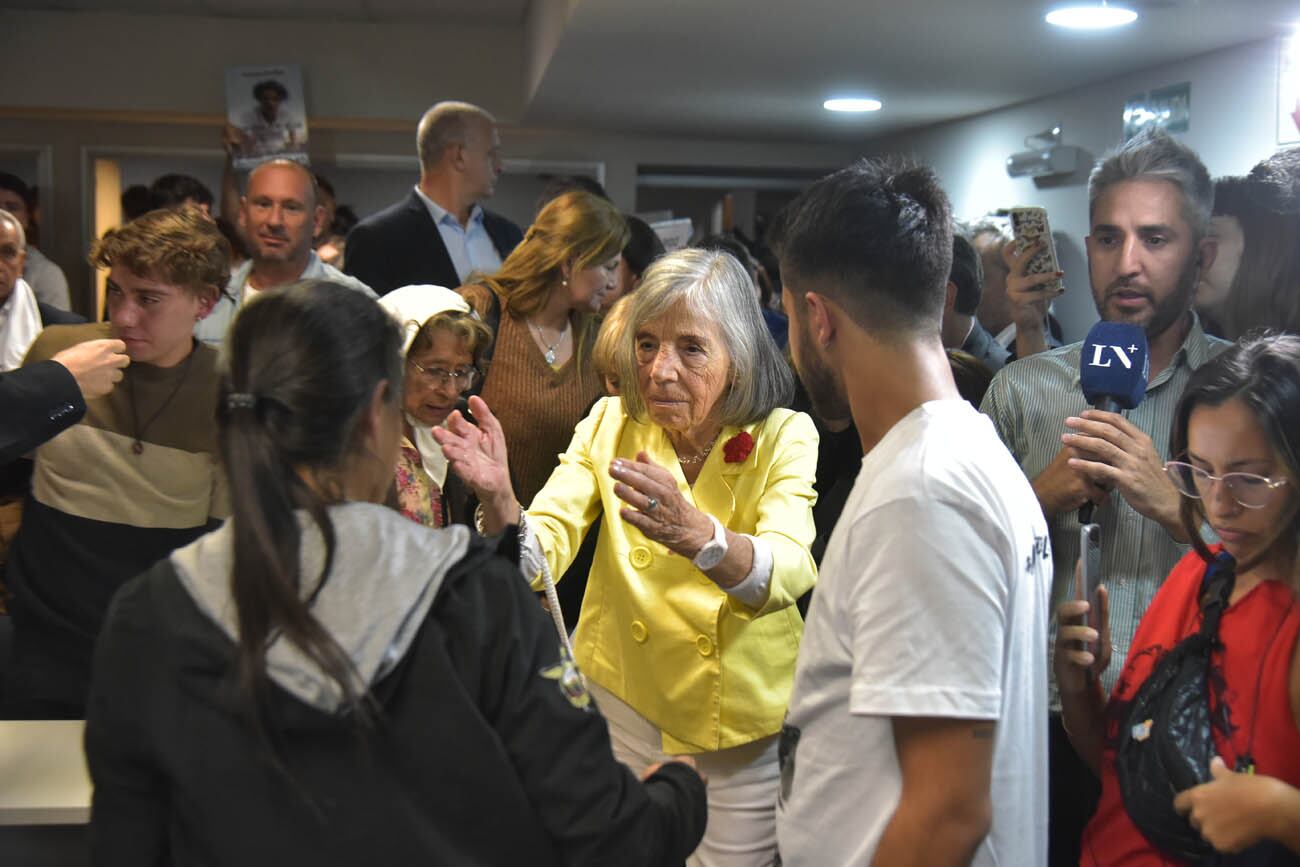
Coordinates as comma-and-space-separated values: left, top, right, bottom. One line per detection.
131, 441, 144, 455
544, 348, 557, 365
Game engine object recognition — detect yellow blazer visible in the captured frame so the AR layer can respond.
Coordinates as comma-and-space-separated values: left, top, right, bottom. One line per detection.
527, 396, 818, 753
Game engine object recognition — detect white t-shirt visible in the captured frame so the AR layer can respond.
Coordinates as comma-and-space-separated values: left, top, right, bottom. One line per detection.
776, 400, 1051, 867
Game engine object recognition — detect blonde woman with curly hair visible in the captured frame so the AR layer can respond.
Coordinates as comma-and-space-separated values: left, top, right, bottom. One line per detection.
458, 189, 627, 504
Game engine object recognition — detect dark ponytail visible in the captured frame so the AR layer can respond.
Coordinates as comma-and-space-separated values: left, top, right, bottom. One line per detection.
216, 280, 403, 727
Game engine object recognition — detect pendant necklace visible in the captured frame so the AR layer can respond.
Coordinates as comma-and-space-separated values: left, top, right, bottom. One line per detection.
528, 318, 570, 365
126, 351, 195, 455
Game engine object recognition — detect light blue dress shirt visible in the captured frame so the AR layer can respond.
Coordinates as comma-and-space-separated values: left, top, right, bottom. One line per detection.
194, 250, 375, 347
413, 186, 503, 285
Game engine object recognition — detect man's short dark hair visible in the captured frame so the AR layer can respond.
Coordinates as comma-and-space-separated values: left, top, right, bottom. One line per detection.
252, 79, 289, 102
330, 205, 359, 237
150, 173, 214, 210
950, 232, 984, 316
535, 175, 609, 214
623, 215, 666, 278
0, 172, 34, 209
774, 157, 953, 335
121, 184, 154, 221
314, 173, 336, 201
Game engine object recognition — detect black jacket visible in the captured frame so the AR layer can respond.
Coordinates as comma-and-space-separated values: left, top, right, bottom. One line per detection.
86, 532, 706, 867
344, 191, 524, 296
0, 360, 83, 466
0, 304, 88, 466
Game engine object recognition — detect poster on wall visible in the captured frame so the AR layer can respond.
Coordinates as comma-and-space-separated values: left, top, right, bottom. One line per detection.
650, 218, 693, 251
225, 65, 309, 169
1278, 35, 1300, 145
1122, 82, 1190, 141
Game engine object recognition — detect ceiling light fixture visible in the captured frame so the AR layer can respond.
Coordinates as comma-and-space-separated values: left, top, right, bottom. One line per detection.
1045, 2, 1138, 30
824, 97, 883, 113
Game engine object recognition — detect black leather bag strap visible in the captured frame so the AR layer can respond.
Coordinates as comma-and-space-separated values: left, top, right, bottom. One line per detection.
1198, 551, 1237, 639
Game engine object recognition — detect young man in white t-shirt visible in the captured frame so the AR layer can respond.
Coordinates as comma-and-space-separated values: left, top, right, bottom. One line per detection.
772, 158, 1052, 866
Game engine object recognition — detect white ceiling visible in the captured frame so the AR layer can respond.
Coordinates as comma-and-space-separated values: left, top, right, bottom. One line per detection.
0, 0, 530, 25
527, 0, 1300, 140
2, 0, 1298, 140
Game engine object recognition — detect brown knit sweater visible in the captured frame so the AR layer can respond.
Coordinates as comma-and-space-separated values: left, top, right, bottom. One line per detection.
460, 284, 602, 506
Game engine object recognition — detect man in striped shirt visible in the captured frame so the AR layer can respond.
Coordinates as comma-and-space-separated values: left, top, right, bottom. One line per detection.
980, 128, 1229, 865
5, 208, 230, 718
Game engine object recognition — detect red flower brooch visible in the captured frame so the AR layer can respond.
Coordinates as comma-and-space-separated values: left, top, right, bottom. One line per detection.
722, 431, 755, 463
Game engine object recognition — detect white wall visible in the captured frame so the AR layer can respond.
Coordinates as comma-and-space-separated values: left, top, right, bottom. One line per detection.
859, 37, 1284, 342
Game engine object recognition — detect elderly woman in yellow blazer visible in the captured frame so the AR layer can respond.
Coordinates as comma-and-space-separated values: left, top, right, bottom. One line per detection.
436, 248, 818, 867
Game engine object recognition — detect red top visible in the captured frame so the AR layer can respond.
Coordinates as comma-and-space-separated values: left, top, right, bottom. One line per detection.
1081, 547, 1300, 866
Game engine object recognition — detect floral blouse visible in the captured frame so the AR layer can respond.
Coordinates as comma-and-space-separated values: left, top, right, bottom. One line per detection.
394, 438, 444, 528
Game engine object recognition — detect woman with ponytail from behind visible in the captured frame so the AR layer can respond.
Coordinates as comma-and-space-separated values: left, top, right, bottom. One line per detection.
83, 280, 706, 867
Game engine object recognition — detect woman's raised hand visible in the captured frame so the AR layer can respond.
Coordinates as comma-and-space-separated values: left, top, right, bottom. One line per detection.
432, 395, 514, 504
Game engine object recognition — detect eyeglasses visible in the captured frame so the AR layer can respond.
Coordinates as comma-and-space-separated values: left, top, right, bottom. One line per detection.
407, 359, 478, 392
1163, 460, 1290, 510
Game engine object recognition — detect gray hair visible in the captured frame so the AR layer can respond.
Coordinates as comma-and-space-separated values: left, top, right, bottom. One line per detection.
964, 219, 1010, 245
417, 101, 495, 171
0, 208, 25, 249
1088, 128, 1213, 237
615, 248, 794, 426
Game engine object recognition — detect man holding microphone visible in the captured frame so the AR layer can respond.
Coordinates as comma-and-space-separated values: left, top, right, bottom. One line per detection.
980, 128, 1229, 865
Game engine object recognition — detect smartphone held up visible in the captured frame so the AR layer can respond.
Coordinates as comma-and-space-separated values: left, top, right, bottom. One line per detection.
1010, 206, 1064, 294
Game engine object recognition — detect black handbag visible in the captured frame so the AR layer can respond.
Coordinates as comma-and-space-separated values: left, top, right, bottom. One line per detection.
1114, 551, 1235, 863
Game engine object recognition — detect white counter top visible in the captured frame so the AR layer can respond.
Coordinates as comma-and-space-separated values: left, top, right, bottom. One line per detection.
0, 721, 91, 825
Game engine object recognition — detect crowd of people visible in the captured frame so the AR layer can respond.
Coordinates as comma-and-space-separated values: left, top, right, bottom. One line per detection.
0, 97, 1298, 866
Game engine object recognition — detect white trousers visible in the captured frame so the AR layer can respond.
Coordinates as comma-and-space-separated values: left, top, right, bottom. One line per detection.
588, 681, 780, 867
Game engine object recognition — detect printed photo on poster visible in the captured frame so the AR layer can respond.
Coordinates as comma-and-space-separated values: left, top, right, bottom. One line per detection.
225, 65, 309, 169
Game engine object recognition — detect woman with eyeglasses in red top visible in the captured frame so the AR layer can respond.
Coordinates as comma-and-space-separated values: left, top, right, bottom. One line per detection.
1057, 333, 1300, 864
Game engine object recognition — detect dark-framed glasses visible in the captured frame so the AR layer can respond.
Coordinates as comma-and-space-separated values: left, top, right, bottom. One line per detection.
1163, 460, 1289, 510
408, 359, 478, 392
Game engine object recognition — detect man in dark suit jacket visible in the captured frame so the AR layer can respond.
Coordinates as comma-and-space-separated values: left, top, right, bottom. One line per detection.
1, 338, 128, 465
345, 101, 524, 295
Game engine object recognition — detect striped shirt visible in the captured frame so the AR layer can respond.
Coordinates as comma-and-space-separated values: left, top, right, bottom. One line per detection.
980, 315, 1227, 706
9, 322, 227, 711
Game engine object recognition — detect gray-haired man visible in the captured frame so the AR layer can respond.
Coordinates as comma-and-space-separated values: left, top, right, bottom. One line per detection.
345, 101, 523, 295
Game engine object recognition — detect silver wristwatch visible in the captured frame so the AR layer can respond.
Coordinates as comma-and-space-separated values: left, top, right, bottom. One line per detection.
691, 515, 728, 571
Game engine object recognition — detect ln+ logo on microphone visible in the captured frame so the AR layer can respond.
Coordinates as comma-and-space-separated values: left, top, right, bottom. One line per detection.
1088, 343, 1141, 369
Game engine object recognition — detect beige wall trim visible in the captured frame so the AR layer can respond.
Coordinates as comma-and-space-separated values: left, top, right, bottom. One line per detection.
0, 106, 414, 133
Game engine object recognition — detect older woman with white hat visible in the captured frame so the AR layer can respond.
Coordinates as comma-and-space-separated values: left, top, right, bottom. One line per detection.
378, 284, 493, 528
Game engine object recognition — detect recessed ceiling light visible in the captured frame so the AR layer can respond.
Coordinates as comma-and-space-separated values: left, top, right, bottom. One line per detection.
1045, 2, 1138, 29
824, 98, 883, 113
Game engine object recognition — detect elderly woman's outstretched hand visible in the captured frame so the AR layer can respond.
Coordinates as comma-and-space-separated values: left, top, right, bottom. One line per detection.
433, 395, 514, 504
611, 452, 715, 559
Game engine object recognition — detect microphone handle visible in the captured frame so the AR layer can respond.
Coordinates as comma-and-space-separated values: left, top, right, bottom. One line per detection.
1094, 397, 1120, 414
1077, 397, 1121, 525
